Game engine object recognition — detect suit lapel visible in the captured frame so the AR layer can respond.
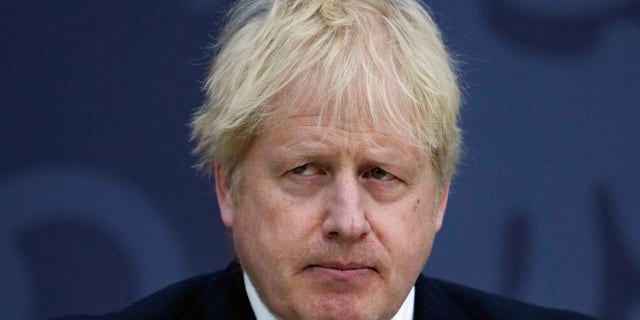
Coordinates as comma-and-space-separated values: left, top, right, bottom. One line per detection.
414, 274, 473, 320
181, 261, 256, 320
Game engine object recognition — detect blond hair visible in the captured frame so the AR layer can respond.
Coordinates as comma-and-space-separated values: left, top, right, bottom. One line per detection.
192, 0, 461, 192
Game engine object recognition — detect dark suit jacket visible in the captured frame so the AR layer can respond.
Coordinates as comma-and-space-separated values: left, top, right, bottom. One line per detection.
55, 262, 597, 319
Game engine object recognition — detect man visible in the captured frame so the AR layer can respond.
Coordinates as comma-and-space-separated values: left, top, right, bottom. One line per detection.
57, 0, 597, 319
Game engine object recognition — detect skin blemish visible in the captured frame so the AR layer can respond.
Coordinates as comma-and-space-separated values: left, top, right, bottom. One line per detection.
413, 198, 420, 213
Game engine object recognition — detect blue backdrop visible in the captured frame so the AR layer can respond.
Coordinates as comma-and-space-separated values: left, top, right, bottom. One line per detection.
2, 1, 638, 319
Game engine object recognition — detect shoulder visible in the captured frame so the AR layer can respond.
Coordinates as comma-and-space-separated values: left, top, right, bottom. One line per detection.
415, 275, 599, 320
51, 262, 250, 320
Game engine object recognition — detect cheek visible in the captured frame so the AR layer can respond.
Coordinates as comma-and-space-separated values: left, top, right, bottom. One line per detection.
232, 194, 290, 283
234, 189, 318, 257
399, 197, 432, 226
404, 199, 437, 271
383, 197, 435, 254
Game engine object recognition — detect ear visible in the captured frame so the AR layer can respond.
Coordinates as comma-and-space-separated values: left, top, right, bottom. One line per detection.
214, 162, 234, 229
434, 183, 450, 233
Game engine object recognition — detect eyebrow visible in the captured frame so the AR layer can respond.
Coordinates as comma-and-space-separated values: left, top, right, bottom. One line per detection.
267, 135, 422, 177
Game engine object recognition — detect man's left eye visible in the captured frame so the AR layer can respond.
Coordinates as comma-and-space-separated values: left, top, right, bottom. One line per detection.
364, 167, 394, 181
290, 164, 321, 176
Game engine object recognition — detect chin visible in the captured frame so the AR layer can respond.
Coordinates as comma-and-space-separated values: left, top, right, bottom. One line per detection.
294, 300, 383, 320
271, 269, 398, 320
279, 288, 394, 320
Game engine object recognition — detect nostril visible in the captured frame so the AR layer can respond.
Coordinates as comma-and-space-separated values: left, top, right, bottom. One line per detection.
325, 230, 341, 239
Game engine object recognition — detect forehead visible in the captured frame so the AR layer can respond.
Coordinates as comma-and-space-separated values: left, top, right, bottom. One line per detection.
267, 109, 397, 142
258, 104, 425, 165
264, 104, 404, 148
264, 73, 420, 145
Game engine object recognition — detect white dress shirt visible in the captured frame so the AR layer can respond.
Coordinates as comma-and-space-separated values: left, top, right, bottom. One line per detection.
244, 272, 415, 320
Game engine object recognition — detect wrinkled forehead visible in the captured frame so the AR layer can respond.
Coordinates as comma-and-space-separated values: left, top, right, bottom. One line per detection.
262, 69, 423, 151
258, 105, 427, 169
264, 104, 399, 144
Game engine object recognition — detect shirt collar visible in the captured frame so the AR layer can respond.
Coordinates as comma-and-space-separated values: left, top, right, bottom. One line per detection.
243, 272, 415, 320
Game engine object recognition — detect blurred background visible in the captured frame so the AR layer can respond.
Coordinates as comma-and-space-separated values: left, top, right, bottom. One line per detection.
1, 1, 638, 319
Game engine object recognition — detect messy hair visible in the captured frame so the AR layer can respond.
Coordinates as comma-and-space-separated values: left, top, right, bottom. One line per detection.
192, 0, 461, 193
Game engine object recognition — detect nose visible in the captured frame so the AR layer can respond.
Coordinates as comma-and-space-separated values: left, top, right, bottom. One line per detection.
321, 173, 371, 241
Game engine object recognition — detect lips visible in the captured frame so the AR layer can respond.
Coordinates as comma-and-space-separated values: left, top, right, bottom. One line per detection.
311, 263, 375, 270
307, 263, 377, 282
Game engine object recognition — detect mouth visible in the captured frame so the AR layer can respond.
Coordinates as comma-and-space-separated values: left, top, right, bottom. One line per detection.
306, 263, 377, 282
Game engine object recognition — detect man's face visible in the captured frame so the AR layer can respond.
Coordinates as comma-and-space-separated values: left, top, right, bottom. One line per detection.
216, 105, 449, 320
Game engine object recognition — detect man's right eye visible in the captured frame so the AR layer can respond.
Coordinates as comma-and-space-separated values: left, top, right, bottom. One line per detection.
290, 164, 321, 176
